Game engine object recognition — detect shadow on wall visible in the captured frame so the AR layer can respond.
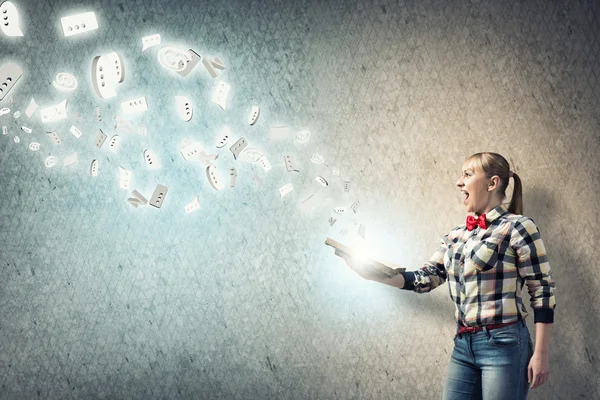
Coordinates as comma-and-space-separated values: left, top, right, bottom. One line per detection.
524, 187, 599, 399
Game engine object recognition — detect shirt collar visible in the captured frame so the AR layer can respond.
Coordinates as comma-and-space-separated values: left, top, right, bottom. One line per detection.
475, 204, 508, 224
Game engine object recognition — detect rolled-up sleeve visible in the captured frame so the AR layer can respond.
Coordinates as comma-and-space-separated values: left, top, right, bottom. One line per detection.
401, 233, 449, 293
511, 217, 556, 323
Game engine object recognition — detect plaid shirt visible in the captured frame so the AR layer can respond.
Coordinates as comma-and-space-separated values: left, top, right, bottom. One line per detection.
401, 204, 556, 327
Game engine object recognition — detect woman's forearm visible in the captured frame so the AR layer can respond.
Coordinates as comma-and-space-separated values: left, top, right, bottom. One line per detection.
534, 322, 552, 355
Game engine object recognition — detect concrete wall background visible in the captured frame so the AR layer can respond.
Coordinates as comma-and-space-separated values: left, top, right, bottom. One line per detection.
0, 0, 598, 398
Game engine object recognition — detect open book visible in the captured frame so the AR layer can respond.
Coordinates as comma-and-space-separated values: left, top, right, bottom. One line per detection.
325, 237, 406, 280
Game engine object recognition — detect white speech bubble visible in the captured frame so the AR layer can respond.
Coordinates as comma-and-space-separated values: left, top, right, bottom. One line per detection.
119, 167, 132, 189
13, 135, 19, 143
175, 96, 192, 121
248, 106, 260, 125
121, 96, 148, 114
60, 12, 98, 37
0, 62, 23, 101
40, 100, 67, 123
142, 34, 161, 51
185, 197, 200, 214
143, 149, 160, 168
92, 52, 125, 99
0, 1, 24, 37
28, 142, 40, 151
279, 183, 293, 199
0, 107, 10, 116
90, 159, 98, 176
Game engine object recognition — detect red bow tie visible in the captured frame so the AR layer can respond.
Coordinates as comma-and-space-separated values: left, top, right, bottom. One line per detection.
466, 214, 487, 231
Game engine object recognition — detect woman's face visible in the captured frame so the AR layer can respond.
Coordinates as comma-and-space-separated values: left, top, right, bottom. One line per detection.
455, 164, 489, 214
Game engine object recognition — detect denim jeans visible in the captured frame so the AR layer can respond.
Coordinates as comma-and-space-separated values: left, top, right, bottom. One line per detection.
443, 319, 534, 400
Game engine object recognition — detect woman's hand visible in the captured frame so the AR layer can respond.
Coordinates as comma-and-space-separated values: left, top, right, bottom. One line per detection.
336, 250, 384, 282
528, 352, 550, 389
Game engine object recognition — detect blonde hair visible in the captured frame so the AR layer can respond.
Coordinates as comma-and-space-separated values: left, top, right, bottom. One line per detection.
463, 152, 523, 215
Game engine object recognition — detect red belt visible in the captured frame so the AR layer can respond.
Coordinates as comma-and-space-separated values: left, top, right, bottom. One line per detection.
457, 319, 520, 335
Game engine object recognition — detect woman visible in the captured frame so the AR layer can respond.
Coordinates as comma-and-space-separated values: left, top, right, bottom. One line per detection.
338, 152, 556, 400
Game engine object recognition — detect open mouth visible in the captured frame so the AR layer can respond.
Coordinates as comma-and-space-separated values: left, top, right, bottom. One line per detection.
463, 192, 469, 204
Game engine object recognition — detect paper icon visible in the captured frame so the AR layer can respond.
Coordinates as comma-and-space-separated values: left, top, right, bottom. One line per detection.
0, 62, 23, 101
211, 81, 230, 110
184, 197, 200, 214
0, 1, 24, 36
63, 152, 78, 166
121, 96, 148, 114
175, 96, 192, 121
25, 98, 38, 118
279, 183, 293, 199
119, 167, 132, 189
52, 72, 78, 92
141, 34, 161, 51
40, 99, 68, 123
60, 11, 98, 37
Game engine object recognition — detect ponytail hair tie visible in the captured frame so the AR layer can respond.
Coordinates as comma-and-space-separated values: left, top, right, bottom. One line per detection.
509, 171, 514, 178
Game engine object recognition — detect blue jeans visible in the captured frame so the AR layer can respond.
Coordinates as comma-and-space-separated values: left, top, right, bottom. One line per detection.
443, 319, 534, 400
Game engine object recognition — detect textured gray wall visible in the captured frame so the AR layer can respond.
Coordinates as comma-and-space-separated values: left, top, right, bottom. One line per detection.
0, 0, 599, 399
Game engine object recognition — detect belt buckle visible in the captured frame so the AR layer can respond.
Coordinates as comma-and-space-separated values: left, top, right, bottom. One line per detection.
464, 326, 476, 333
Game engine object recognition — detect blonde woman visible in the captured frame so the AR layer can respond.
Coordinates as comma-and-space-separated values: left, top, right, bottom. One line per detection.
339, 152, 556, 399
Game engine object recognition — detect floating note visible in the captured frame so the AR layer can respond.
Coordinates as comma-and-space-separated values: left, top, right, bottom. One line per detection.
13, 110, 20, 118
20, 126, 31, 133
40, 100, 68, 123
0, 1, 24, 37
46, 131, 61, 144
121, 96, 148, 114
240, 148, 263, 163
284, 155, 299, 172
258, 155, 271, 172
28, 142, 40, 151
141, 34, 161, 51
315, 176, 328, 187
52, 72, 78, 92
95, 129, 107, 148
215, 126, 230, 148
143, 149, 160, 168
119, 167, 132, 189
230, 168, 237, 188
63, 152, 78, 166
25, 98, 38, 118
60, 12, 98, 37
13, 135, 19, 143
270, 125, 289, 140
70, 125, 82, 139
211, 81, 230, 110
0, 62, 23, 101
279, 183, 293, 199
0, 107, 9, 116
229, 137, 247, 160
184, 197, 200, 214
310, 153, 324, 164
108, 135, 120, 152
1, 126, 7, 135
